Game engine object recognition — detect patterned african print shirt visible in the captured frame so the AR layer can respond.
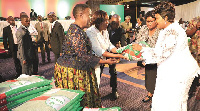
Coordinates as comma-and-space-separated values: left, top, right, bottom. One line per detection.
135, 25, 160, 48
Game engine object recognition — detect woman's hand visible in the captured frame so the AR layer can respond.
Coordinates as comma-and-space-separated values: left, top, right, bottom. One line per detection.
106, 58, 117, 65
117, 53, 129, 60
132, 44, 142, 51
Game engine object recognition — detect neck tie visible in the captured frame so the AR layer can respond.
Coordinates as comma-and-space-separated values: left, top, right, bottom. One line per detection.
41, 22, 43, 29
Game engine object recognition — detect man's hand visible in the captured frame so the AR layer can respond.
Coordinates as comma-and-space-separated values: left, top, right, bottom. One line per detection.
23, 60, 26, 64
132, 44, 142, 51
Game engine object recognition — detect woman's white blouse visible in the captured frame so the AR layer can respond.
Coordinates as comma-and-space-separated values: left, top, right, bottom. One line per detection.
86, 25, 115, 58
141, 22, 188, 65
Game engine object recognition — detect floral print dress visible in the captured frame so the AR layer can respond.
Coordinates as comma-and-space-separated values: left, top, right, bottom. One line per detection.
188, 16, 200, 66
54, 24, 101, 108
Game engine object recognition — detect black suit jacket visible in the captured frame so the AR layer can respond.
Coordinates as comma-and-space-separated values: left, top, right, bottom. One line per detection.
30, 12, 37, 18
108, 26, 127, 47
50, 21, 65, 54
3, 25, 15, 52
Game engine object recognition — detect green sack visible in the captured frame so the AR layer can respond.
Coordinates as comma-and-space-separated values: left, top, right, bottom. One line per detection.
0, 75, 52, 101
13, 89, 85, 111
0, 91, 46, 111
0, 85, 52, 107
67, 99, 81, 111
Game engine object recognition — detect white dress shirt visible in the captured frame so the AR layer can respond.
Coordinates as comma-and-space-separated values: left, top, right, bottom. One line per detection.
49, 20, 57, 33
10, 25, 17, 44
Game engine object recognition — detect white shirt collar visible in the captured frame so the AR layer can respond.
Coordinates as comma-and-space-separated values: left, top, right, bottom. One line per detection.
10, 25, 16, 28
22, 25, 28, 30
52, 20, 57, 28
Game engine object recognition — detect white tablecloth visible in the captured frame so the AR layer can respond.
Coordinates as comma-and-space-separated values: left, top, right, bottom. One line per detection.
0, 20, 75, 37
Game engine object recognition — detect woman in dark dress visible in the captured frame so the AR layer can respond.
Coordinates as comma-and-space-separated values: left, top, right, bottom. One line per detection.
135, 10, 160, 102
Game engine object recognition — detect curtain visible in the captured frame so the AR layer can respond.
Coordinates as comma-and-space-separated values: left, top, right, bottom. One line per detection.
175, 0, 200, 22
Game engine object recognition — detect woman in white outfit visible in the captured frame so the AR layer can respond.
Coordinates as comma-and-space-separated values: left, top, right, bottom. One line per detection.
86, 10, 126, 87
133, 2, 199, 111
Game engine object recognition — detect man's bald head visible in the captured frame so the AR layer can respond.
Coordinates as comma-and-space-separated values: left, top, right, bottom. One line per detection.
7, 16, 15, 26
110, 14, 121, 30
7, 16, 13, 21
111, 14, 121, 22
20, 12, 27, 19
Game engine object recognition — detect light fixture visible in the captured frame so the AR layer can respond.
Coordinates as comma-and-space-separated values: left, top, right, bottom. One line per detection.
127, 5, 129, 8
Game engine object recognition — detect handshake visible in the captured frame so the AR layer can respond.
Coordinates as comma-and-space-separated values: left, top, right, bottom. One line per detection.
116, 41, 150, 61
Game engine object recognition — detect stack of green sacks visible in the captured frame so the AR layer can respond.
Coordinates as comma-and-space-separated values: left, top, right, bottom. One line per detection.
0, 75, 52, 110
83, 107, 121, 111
116, 41, 150, 61
12, 88, 85, 111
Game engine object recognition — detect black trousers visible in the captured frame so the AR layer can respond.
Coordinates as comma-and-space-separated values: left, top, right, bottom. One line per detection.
145, 64, 157, 94
32, 42, 38, 73
100, 64, 117, 91
109, 64, 117, 90
13, 44, 22, 78
38, 41, 50, 62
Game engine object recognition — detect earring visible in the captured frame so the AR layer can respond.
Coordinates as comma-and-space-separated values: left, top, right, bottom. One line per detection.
165, 21, 167, 24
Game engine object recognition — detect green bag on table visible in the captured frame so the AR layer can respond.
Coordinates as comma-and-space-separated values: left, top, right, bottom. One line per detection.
0, 85, 52, 107
67, 99, 82, 111
12, 89, 85, 111
0, 91, 46, 111
0, 75, 52, 101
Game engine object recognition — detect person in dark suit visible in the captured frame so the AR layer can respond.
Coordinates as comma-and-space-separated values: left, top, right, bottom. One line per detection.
106, 14, 127, 100
47, 12, 64, 63
30, 9, 37, 20
108, 14, 127, 48
16, 15, 33, 75
19, 12, 39, 75
35, 15, 51, 64
3, 16, 22, 78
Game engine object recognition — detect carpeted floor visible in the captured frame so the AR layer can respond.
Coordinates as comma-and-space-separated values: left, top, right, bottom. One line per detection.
0, 51, 199, 111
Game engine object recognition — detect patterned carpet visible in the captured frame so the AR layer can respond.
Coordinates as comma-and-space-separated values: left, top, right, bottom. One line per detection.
0, 51, 199, 111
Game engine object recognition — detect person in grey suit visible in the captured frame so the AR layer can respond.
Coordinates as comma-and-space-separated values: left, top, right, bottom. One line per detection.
47, 12, 64, 63
35, 15, 51, 64
16, 15, 33, 75
3, 16, 22, 78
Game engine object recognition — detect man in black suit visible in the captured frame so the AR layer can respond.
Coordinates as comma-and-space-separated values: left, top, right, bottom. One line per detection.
107, 14, 127, 100
3, 16, 22, 78
30, 9, 37, 20
16, 15, 33, 75
48, 12, 64, 63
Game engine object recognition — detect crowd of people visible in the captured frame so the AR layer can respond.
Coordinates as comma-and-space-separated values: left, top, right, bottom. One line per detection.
2, 1, 200, 110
